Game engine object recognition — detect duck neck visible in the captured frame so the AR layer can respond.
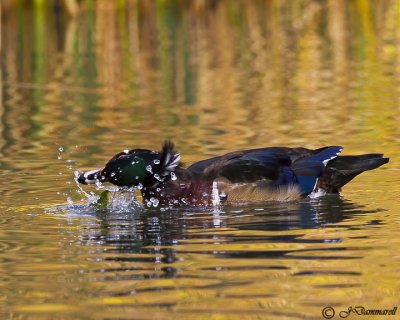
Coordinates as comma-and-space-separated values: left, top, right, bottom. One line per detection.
141, 168, 213, 206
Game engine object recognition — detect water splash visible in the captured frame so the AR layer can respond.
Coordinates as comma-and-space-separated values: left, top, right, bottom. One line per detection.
73, 170, 100, 205
71, 170, 142, 212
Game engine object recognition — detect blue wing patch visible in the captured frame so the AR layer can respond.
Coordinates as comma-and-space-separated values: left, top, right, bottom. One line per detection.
304, 146, 343, 165
291, 146, 343, 196
275, 166, 297, 186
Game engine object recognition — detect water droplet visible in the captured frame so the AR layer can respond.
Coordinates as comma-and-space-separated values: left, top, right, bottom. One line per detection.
67, 197, 74, 206
171, 172, 177, 180
154, 173, 162, 181
137, 183, 143, 190
150, 197, 159, 207
57, 147, 63, 159
153, 159, 160, 164
95, 180, 103, 188
66, 160, 75, 170
146, 165, 153, 173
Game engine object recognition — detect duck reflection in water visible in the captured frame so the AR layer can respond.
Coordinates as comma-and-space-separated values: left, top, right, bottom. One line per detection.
72, 197, 378, 271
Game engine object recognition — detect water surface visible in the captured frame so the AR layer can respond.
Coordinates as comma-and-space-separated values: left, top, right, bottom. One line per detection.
1, 1, 400, 319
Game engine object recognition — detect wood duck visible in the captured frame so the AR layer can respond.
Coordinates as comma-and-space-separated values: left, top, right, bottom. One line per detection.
78, 140, 389, 207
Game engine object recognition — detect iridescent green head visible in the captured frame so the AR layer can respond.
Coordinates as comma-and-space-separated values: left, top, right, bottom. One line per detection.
78, 141, 181, 188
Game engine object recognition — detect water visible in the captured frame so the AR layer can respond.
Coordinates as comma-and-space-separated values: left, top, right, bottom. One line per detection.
1, 1, 400, 319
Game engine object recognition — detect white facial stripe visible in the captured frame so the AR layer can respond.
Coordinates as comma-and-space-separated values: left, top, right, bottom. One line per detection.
83, 169, 100, 179
82, 169, 101, 184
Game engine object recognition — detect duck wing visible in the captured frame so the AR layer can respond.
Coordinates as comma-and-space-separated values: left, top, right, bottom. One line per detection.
188, 146, 343, 196
189, 149, 296, 185
187, 146, 330, 177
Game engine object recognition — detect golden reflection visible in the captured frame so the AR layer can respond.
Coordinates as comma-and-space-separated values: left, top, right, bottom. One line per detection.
1, 1, 400, 156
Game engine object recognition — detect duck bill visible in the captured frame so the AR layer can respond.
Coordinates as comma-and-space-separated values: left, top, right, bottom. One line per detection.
77, 168, 106, 185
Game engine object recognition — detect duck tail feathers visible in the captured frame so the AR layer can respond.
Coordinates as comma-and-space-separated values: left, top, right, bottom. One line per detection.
318, 154, 389, 192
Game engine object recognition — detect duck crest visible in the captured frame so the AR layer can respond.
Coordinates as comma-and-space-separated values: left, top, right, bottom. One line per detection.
158, 140, 181, 180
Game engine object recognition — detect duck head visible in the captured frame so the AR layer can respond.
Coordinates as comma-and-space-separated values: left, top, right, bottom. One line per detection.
78, 140, 181, 188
